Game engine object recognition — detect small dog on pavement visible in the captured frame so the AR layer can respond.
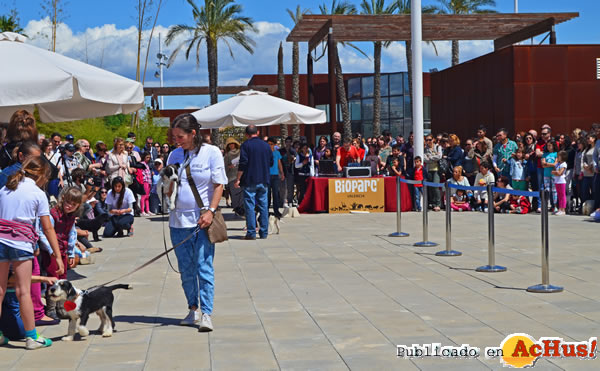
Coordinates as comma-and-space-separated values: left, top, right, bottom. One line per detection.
48, 280, 132, 340
156, 164, 180, 211
268, 213, 281, 234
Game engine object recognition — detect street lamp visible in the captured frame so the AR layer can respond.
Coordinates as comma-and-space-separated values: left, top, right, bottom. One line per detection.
154, 33, 168, 109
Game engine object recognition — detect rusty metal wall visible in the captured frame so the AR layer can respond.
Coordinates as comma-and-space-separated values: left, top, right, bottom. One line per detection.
431, 44, 600, 141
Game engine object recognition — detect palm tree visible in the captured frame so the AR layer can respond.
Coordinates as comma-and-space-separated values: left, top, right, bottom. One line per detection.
287, 5, 310, 140
0, 14, 25, 35
395, 1, 437, 107
319, 1, 364, 140
432, 0, 496, 66
360, 0, 396, 137
277, 42, 288, 138
166, 0, 256, 144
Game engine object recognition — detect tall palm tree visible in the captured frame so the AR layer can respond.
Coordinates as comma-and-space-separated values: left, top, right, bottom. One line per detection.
360, 0, 396, 137
277, 41, 288, 138
320, 1, 364, 140
0, 14, 25, 35
287, 5, 309, 140
395, 0, 437, 107
432, 0, 496, 66
166, 0, 256, 144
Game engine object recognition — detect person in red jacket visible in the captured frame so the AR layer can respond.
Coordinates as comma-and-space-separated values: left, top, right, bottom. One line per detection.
413, 156, 424, 211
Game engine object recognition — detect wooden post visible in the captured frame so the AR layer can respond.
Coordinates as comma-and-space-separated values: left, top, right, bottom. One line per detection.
549, 25, 556, 44
327, 28, 337, 133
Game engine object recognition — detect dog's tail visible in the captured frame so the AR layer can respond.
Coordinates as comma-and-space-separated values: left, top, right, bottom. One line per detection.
106, 284, 133, 291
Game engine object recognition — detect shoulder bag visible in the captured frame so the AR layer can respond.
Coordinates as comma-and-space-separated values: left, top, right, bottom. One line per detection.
185, 164, 228, 244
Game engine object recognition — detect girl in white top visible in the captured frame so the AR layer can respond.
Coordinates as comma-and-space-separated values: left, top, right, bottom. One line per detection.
169, 114, 227, 332
551, 150, 568, 215
0, 156, 63, 349
103, 176, 136, 237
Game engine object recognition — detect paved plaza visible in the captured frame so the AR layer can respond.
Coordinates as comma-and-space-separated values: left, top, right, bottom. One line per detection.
1, 209, 599, 370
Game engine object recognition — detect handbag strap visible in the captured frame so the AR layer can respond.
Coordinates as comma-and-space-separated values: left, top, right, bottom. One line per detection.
186, 164, 205, 209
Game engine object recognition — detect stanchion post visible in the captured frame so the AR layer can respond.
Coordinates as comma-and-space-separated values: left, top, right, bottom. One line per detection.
527, 189, 563, 293
389, 176, 409, 237
476, 183, 506, 272
436, 182, 461, 256
414, 180, 438, 247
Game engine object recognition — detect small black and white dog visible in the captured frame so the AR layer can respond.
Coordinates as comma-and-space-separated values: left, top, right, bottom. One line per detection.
156, 164, 180, 211
48, 280, 131, 340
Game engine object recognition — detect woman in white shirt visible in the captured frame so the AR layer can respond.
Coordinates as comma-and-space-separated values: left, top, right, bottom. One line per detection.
103, 176, 135, 238
169, 114, 227, 332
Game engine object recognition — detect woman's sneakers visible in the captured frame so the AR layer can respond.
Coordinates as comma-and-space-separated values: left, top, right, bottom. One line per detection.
199, 313, 213, 332
0, 331, 8, 345
25, 334, 52, 350
181, 309, 200, 326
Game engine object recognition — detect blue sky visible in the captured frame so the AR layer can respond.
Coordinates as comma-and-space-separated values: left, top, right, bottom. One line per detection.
2, 0, 598, 109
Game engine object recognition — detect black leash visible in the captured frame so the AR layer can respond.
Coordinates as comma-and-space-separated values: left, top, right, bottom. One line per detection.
94, 225, 199, 288
162, 192, 180, 273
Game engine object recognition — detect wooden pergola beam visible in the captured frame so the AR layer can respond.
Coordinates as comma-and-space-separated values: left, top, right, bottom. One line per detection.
143, 85, 274, 96
309, 20, 332, 52
494, 18, 555, 50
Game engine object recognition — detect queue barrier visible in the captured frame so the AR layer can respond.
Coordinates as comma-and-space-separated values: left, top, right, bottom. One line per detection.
388, 179, 563, 293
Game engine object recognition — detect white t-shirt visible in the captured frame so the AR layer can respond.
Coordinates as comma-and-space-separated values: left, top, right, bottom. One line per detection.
170, 145, 227, 229
105, 188, 136, 215
553, 162, 567, 184
0, 177, 50, 253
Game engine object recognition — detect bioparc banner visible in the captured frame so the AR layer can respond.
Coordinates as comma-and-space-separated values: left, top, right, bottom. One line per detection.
328, 178, 384, 213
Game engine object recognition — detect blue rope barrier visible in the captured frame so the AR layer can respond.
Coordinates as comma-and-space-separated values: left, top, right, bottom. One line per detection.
491, 187, 540, 198
423, 181, 445, 188
398, 178, 423, 185
447, 183, 486, 192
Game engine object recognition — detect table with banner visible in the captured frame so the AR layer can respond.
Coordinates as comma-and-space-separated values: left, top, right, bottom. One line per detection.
297, 176, 413, 213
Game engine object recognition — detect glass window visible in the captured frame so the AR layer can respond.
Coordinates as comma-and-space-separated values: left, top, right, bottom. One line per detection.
380, 96, 389, 120
390, 119, 403, 137
380, 74, 389, 97
362, 76, 374, 98
361, 122, 373, 139
350, 100, 362, 121
423, 96, 431, 121
389, 96, 403, 118
362, 98, 374, 120
378, 120, 390, 134
389, 73, 403, 96
348, 78, 361, 99
403, 118, 413, 138
404, 95, 412, 119
404, 72, 410, 95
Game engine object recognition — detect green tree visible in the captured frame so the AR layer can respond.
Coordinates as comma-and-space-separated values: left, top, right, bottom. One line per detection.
431, 0, 496, 66
319, 0, 364, 140
0, 14, 24, 34
360, 0, 396, 137
166, 0, 256, 146
286, 5, 310, 140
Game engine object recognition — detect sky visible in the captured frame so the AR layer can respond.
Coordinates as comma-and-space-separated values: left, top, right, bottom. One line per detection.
1, 0, 598, 109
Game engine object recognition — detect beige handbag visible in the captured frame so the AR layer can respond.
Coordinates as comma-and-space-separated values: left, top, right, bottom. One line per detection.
186, 164, 228, 243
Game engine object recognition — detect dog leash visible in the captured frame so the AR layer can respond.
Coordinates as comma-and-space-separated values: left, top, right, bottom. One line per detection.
93, 225, 200, 288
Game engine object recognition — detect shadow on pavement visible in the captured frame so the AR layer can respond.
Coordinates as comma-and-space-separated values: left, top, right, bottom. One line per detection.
114, 315, 180, 327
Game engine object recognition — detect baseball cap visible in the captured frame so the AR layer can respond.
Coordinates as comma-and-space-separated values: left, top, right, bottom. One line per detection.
154, 158, 163, 165
125, 138, 135, 143
64, 143, 76, 152
66, 134, 74, 141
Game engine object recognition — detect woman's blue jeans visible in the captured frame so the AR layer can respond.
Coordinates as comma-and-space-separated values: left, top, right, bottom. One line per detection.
170, 227, 215, 314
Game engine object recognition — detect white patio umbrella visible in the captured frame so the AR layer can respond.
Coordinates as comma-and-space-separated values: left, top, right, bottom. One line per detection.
191, 90, 326, 128
0, 32, 144, 122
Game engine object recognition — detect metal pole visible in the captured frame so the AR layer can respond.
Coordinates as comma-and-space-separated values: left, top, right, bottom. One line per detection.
477, 184, 506, 272
414, 181, 438, 247
411, 0, 424, 160
158, 33, 164, 109
436, 183, 461, 256
514, 0, 518, 13
389, 177, 409, 237
527, 190, 563, 293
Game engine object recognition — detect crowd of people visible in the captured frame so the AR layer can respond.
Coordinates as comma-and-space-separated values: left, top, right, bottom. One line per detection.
1, 107, 599, 347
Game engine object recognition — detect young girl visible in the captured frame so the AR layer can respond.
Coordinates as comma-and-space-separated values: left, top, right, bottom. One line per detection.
510, 148, 528, 191
390, 158, 403, 177
473, 162, 495, 211
451, 189, 471, 211
541, 141, 558, 211
41, 186, 83, 319
103, 176, 135, 238
138, 152, 153, 216
365, 144, 382, 176
0, 156, 63, 349
551, 150, 568, 215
